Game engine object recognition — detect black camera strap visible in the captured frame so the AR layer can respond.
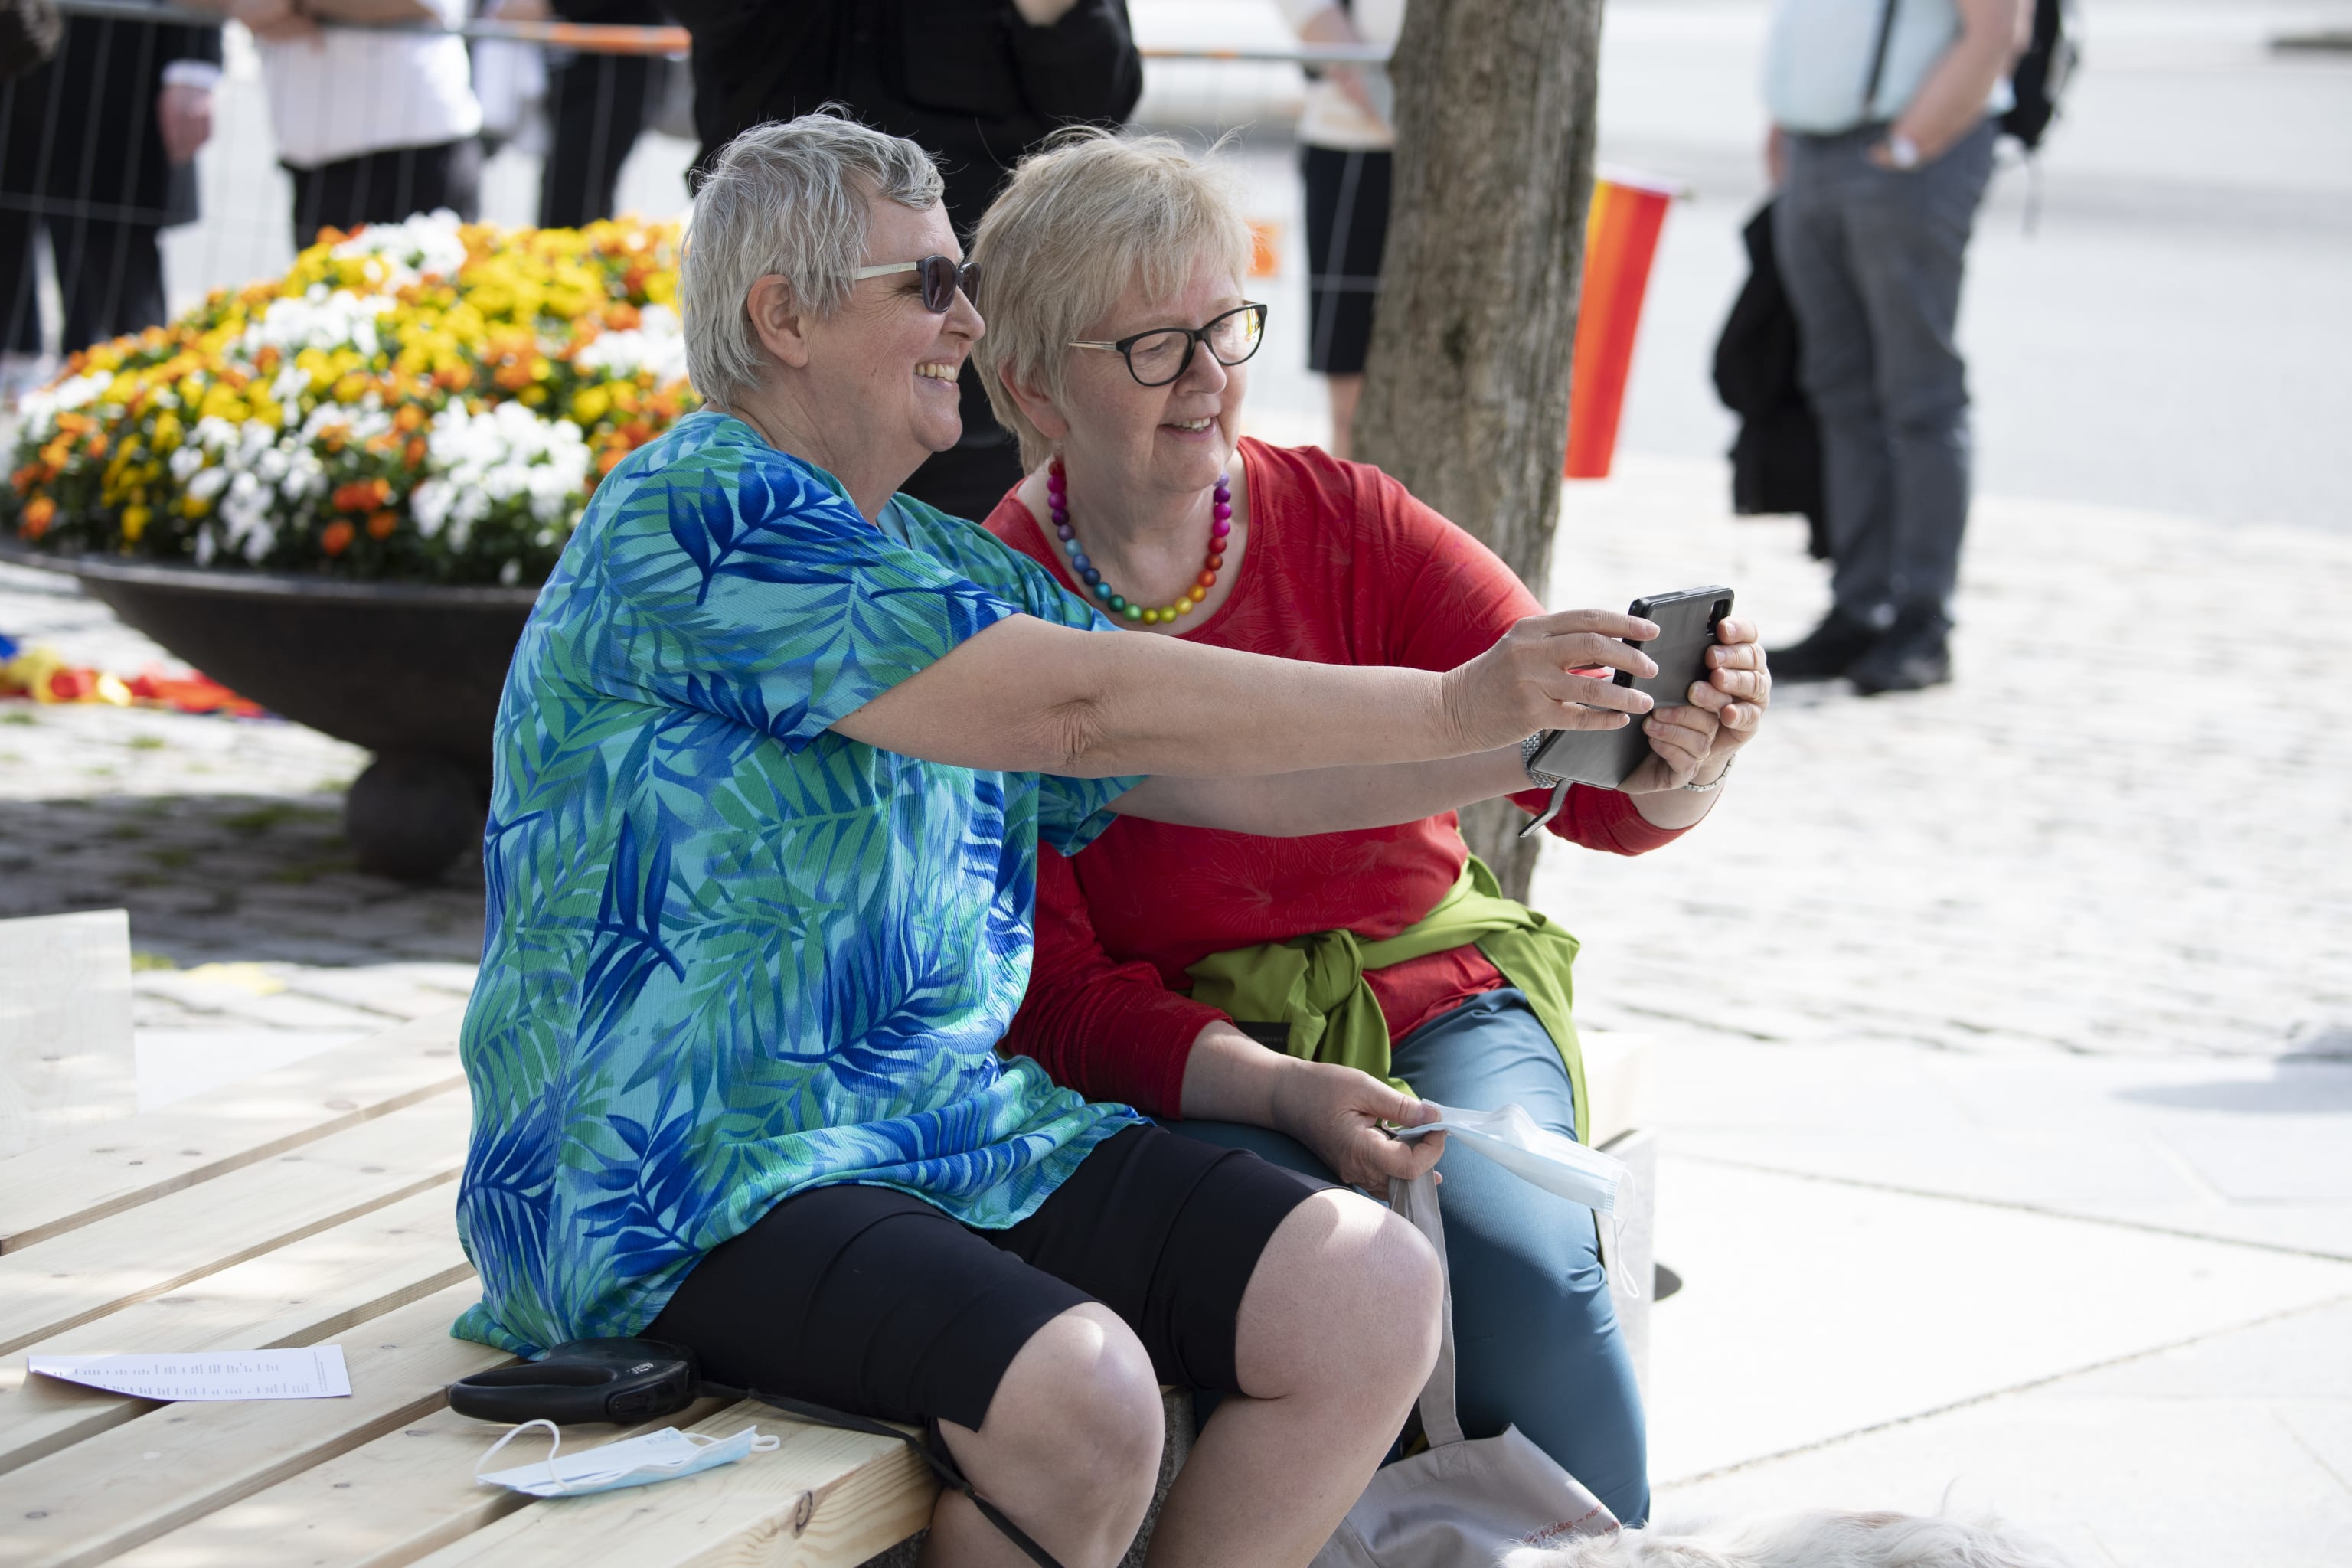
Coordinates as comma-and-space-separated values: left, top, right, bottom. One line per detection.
742, 1388, 1067, 1568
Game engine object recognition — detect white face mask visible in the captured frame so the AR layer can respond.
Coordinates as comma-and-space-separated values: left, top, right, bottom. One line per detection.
1394, 1101, 1638, 1293
475, 1419, 779, 1498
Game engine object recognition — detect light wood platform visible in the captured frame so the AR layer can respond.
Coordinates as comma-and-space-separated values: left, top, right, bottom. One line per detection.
2, 1011, 1655, 1566
0, 1010, 935, 1568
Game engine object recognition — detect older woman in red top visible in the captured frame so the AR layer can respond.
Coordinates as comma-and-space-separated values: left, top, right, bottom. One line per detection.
970, 133, 1771, 1526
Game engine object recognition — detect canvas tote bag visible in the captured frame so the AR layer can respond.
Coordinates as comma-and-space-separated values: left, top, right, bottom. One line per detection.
1310, 1171, 1621, 1567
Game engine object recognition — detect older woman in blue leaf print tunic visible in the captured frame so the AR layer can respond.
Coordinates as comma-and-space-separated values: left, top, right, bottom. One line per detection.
452, 113, 1666, 1568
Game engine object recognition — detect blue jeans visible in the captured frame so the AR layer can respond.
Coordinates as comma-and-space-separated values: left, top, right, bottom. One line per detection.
1165, 988, 1649, 1526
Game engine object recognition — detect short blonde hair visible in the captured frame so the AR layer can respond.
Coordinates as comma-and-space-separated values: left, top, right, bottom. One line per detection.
683, 113, 944, 411
969, 131, 1253, 470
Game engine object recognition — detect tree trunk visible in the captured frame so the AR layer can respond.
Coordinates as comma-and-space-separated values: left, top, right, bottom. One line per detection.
1351, 0, 1604, 903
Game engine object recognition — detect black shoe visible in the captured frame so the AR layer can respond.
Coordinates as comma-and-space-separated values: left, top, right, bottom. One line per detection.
1767, 608, 1882, 682
1848, 606, 1952, 694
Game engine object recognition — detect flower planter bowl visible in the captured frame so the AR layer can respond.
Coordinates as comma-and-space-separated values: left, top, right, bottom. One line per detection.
2, 542, 534, 881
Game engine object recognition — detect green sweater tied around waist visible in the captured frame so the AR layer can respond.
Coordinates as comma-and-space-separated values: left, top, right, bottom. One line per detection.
1184, 854, 1587, 1143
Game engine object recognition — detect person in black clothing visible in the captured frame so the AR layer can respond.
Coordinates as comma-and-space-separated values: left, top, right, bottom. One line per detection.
668, 0, 1142, 521
539, 1, 667, 228
0, 11, 221, 364
490, 0, 669, 229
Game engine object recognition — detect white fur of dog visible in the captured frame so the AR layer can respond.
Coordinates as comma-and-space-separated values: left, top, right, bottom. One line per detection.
1500, 1508, 2075, 1568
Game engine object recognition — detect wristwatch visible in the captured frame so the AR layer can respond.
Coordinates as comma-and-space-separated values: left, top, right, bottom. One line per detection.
1517, 732, 1573, 840
1519, 731, 1566, 789
1884, 131, 1922, 171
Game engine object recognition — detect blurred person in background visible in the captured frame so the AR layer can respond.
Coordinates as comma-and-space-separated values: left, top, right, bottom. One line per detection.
0, 8, 220, 395
1762, 0, 2030, 694
483, 0, 668, 229
667, 0, 1142, 521
206, 0, 483, 244
1274, 0, 1399, 461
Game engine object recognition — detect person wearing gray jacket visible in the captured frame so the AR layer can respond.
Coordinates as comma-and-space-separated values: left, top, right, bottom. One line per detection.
1762, 0, 2030, 693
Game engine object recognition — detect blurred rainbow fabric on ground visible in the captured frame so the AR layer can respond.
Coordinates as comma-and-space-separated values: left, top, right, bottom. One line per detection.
0, 630, 261, 715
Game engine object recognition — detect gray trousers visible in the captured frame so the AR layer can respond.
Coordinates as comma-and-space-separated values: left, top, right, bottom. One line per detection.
1775, 118, 1998, 623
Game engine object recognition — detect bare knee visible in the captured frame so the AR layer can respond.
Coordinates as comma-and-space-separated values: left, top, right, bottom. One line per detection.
957, 1304, 1165, 1528
1236, 1191, 1444, 1410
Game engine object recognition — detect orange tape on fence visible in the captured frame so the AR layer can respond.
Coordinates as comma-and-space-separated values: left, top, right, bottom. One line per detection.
1563, 173, 1681, 481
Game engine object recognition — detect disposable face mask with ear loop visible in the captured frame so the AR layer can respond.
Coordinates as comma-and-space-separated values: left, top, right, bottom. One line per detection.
1392, 1100, 1640, 1298
475, 1418, 778, 1498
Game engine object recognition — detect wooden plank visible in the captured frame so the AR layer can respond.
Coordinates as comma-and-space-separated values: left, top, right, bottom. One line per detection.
412, 1400, 936, 1568
0, 1284, 505, 1568
113, 1398, 734, 1568
0, 1187, 469, 1477
0, 1007, 465, 1256
0, 910, 135, 1161
0, 1092, 469, 1357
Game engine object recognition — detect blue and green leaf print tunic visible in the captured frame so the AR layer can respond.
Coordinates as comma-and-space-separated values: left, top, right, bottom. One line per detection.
452, 410, 1143, 1357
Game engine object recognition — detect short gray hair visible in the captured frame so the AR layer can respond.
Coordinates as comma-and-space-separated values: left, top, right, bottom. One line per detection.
970, 130, 1253, 470
682, 113, 946, 410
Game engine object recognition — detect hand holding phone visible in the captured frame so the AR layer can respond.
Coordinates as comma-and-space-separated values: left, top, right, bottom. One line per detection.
1524, 586, 1735, 799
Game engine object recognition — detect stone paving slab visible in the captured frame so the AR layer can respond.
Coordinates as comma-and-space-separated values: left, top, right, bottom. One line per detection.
1647, 1037, 2352, 1261
1652, 1297, 2352, 1568
1642, 1155, 2352, 1486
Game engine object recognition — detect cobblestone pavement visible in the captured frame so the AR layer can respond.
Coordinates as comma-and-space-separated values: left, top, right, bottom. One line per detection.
1533, 460, 2342, 1062
1, 561, 481, 1064
5, 455, 2349, 1080
1535, 453, 2352, 1061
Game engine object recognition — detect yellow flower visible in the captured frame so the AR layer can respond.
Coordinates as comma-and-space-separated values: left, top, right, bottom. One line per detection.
121, 505, 152, 542
570, 386, 609, 424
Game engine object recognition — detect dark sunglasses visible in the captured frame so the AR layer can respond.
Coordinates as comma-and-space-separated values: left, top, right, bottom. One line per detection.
851, 254, 979, 313
1069, 302, 1267, 387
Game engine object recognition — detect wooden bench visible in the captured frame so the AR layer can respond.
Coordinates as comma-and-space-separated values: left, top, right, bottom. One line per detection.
1, 1009, 1655, 1566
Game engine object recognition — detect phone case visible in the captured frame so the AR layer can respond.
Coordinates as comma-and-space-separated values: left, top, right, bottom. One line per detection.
1527, 586, 1734, 791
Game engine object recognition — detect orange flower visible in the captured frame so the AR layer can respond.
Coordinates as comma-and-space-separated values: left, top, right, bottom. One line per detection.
321, 520, 354, 555
403, 436, 428, 467
331, 476, 394, 513
85, 434, 107, 459
21, 495, 56, 538
366, 510, 399, 541
393, 404, 426, 433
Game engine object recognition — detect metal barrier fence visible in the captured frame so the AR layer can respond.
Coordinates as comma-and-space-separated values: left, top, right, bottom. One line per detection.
2, 1, 1391, 442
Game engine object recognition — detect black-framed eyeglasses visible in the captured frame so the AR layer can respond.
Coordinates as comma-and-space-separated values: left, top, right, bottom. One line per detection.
1070, 302, 1267, 387
851, 254, 978, 313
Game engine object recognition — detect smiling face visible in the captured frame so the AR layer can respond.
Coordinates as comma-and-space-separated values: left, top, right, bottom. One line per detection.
1053, 250, 1250, 503
794, 195, 980, 488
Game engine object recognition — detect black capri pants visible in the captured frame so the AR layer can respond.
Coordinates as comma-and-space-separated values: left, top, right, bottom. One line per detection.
1302, 145, 1393, 375
645, 1125, 1322, 1432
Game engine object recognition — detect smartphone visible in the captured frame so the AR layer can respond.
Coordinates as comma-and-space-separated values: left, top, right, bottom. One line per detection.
1526, 586, 1734, 792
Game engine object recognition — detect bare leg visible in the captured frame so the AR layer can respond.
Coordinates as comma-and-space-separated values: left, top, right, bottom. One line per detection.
1145, 1189, 1443, 1567
1325, 373, 1364, 461
921, 1302, 1167, 1568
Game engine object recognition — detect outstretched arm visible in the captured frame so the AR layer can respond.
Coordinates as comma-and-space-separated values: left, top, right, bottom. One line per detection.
831, 607, 1659, 781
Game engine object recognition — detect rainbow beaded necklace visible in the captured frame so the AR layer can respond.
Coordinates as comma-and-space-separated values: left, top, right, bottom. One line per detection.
1048, 457, 1230, 626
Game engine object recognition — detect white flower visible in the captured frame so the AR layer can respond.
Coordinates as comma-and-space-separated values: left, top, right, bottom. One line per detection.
193, 416, 238, 454
168, 446, 207, 482
186, 466, 229, 502
329, 211, 469, 282
412, 479, 453, 539
240, 290, 395, 361
49, 370, 112, 411
572, 302, 687, 383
